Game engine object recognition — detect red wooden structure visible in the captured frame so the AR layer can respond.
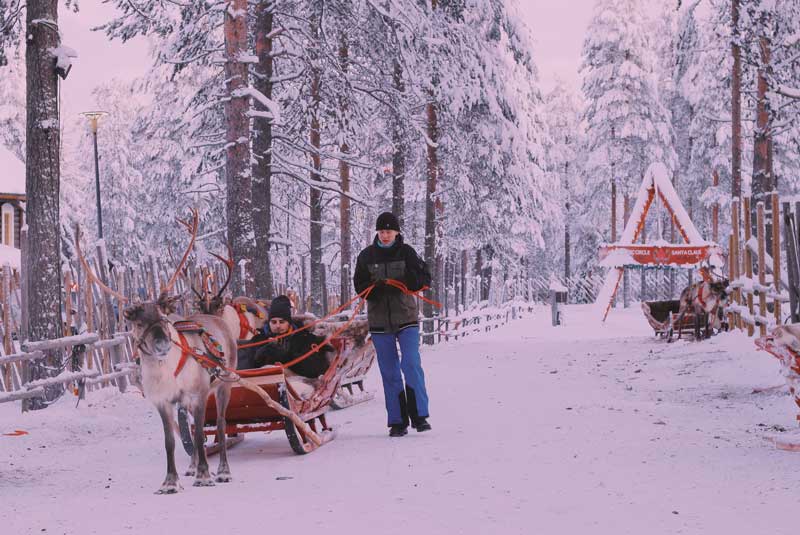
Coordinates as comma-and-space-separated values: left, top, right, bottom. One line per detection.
596, 162, 724, 321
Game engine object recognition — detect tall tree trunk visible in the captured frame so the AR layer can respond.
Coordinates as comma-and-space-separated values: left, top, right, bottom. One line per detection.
753, 33, 773, 250
391, 58, 406, 225
752, 35, 772, 201
421, 0, 440, 341
481, 246, 493, 302
25, 0, 64, 409
731, 0, 742, 200
308, 6, 324, 315
623, 194, 630, 308
422, 96, 438, 334
225, 0, 256, 294
251, 0, 275, 299
564, 160, 570, 282
610, 173, 617, 241
339, 35, 352, 307
460, 249, 468, 310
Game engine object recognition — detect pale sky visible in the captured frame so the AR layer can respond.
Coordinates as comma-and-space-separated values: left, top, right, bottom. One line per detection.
57, 0, 598, 114
518, 0, 596, 94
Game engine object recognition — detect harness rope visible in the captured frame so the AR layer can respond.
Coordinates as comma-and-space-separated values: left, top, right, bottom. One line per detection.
172, 279, 442, 377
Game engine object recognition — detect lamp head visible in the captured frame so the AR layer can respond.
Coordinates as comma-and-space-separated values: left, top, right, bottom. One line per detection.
80, 111, 109, 133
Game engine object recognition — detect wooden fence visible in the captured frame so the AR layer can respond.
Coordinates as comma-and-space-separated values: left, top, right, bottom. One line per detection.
725, 194, 793, 338
420, 301, 536, 344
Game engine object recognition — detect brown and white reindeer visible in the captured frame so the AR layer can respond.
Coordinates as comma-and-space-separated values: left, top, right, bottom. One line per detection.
671, 277, 730, 341
76, 211, 239, 494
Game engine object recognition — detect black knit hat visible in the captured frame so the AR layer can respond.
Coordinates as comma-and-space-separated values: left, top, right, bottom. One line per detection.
268, 295, 293, 322
375, 212, 400, 231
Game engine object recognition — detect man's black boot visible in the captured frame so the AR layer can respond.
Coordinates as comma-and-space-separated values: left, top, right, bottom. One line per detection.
389, 424, 408, 437
411, 417, 432, 432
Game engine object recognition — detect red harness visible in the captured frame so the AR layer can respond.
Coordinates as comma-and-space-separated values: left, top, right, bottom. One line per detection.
233, 304, 261, 339
696, 284, 708, 309
173, 322, 227, 378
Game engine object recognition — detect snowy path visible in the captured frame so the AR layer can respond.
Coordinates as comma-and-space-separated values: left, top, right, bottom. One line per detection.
2, 305, 799, 535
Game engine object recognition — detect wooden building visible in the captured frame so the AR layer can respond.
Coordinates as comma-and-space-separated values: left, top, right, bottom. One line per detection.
0, 145, 26, 258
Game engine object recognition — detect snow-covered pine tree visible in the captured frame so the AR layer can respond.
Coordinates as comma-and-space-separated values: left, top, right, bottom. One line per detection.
0, 39, 24, 154
543, 80, 582, 282
580, 0, 674, 275
678, 2, 733, 240
738, 0, 800, 197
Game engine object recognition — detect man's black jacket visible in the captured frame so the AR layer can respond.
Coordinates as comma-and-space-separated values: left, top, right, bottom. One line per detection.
353, 234, 431, 333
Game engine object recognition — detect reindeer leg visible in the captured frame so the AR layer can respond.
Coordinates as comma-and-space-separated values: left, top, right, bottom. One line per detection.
191, 403, 214, 487
673, 310, 685, 342
185, 451, 197, 478
180, 406, 197, 477
156, 405, 181, 495
214, 385, 232, 483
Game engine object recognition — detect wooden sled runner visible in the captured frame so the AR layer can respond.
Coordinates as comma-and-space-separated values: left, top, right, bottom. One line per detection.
179, 319, 376, 456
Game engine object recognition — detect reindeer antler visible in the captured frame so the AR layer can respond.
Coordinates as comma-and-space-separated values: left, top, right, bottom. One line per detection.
209, 242, 234, 302
160, 208, 199, 297
74, 225, 129, 303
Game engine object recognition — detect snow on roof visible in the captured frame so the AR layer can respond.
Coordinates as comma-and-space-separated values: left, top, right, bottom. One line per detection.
619, 162, 705, 245
0, 244, 21, 269
0, 145, 25, 196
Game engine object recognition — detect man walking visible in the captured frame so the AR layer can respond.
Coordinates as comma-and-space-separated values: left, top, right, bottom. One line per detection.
354, 212, 433, 437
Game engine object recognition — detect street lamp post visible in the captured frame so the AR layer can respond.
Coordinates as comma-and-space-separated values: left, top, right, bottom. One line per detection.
81, 111, 109, 239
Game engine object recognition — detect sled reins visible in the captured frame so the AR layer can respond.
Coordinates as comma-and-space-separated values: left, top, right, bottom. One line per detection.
171, 279, 442, 378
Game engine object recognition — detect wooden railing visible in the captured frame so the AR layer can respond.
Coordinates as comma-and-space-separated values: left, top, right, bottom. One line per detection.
420, 301, 536, 345
0, 331, 139, 407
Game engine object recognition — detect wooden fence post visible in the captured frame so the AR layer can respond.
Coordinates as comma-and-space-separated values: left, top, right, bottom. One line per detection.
728, 234, 737, 330
757, 202, 767, 337
772, 192, 781, 324
783, 202, 800, 323
731, 199, 742, 330
744, 197, 755, 336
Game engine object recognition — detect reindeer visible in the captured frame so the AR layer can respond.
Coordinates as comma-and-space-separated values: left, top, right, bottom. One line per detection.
671, 278, 730, 341
76, 211, 239, 494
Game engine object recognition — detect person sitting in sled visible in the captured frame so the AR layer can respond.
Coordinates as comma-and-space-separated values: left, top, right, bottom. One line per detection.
353, 211, 433, 437
237, 295, 334, 379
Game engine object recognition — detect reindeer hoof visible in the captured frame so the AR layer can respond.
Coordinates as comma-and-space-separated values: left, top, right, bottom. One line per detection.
156, 483, 181, 495
215, 472, 232, 483
193, 477, 215, 487
184, 469, 196, 477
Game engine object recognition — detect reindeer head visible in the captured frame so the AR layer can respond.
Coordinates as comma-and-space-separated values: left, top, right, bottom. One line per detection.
75, 210, 200, 361
710, 279, 730, 305
123, 295, 181, 359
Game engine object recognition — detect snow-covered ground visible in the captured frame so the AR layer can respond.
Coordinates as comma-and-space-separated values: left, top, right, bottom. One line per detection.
2, 305, 799, 535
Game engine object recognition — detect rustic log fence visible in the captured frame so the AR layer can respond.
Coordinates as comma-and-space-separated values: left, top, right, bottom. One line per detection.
420, 301, 536, 344
725, 193, 792, 337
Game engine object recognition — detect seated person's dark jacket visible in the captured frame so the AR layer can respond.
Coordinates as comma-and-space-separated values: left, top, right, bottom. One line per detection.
237, 322, 333, 378
353, 234, 431, 333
